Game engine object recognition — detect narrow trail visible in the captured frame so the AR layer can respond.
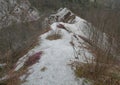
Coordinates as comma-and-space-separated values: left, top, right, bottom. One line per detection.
21, 24, 85, 85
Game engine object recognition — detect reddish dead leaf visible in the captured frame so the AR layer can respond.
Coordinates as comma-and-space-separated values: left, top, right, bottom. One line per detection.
25, 51, 42, 67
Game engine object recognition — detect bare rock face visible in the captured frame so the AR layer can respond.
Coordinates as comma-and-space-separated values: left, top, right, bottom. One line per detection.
43, 8, 76, 27
0, 0, 40, 29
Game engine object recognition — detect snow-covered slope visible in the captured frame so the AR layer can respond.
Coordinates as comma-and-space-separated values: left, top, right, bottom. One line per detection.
0, 8, 93, 85
0, 0, 39, 29
20, 27, 89, 85
11, 8, 92, 85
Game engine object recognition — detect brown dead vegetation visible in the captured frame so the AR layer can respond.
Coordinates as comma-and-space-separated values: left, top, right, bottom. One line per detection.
72, 8, 120, 85
46, 34, 61, 40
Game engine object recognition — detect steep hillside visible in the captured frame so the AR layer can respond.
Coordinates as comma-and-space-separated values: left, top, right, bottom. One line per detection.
0, 7, 120, 85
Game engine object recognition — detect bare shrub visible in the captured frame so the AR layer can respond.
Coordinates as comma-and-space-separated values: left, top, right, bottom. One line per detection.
78, 9, 120, 55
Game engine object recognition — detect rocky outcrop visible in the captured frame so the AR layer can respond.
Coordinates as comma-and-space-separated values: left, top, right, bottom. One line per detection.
0, 0, 40, 29
44, 8, 75, 26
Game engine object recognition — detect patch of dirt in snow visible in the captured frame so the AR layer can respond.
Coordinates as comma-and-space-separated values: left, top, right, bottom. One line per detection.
46, 34, 61, 40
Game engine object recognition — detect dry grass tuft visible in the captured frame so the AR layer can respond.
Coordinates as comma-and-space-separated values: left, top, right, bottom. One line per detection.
46, 34, 61, 40
72, 46, 120, 85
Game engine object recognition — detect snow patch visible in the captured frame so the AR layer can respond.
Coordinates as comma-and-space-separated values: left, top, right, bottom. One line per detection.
0, 63, 6, 67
